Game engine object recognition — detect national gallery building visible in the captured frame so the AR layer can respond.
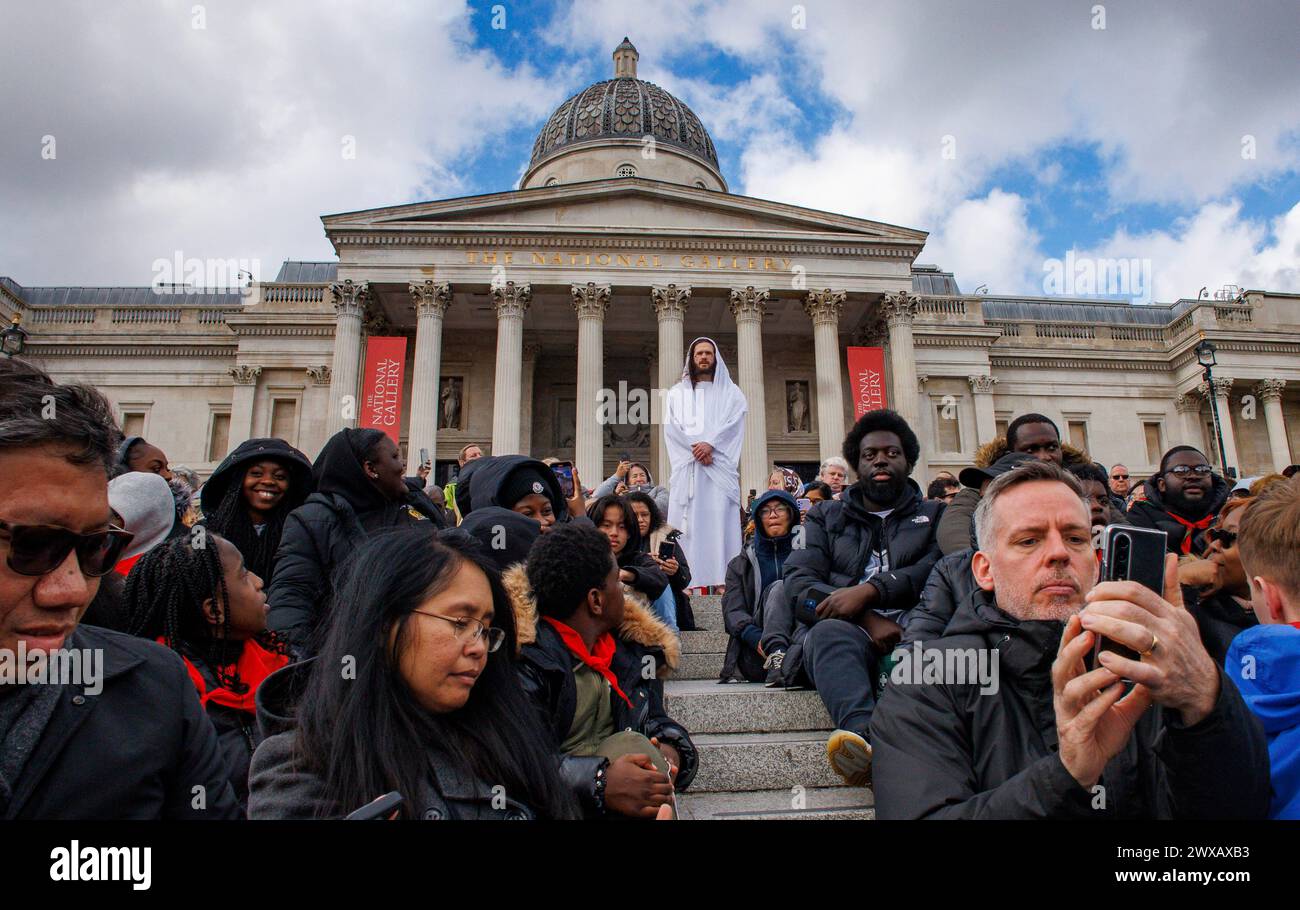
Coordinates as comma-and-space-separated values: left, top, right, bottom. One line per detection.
4, 40, 1298, 493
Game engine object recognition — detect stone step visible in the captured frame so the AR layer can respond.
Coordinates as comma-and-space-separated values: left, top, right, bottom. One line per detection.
680, 630, 728, 654
675, 651, 723, 681
677, 786, 875, 821
665, 679, 831, 734
688, 601, 722, 631
690, 731, 846, 792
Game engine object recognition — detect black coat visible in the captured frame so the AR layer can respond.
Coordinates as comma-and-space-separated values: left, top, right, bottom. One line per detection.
721, 489, 801, 681
505, 566, 697, 817
3, 625, 241, 820
782, 480, 944, 679
900, 548, 978, 646
248, 660, 536, 820
267, 430, 445, 655
1125, 474, 1230, 556
870, 587, 1272, 819
1184, 588, 1258, 667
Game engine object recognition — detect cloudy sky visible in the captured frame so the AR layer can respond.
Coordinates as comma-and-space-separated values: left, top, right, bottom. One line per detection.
3, 0, 1298, 302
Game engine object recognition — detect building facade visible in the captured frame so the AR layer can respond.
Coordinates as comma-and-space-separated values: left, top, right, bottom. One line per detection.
4, 41, 1298, 492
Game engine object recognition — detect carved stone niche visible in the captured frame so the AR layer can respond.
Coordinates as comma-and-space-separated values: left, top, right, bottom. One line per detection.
785, 379, 811, 433
438, 376, 464, 430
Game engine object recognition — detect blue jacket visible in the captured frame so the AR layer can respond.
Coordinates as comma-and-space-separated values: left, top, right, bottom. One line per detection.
1225, 623, 1300, 819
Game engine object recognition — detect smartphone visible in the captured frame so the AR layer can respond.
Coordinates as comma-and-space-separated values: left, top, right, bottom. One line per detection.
419, 447, 429, 467
797, 585, 834, 625
657, 539, 675, 560
796, 497, 812, 512
1092, 524, 1168, 668
619, 451, 631, 464
552, 461, 575, 498
345, 790, 403, 820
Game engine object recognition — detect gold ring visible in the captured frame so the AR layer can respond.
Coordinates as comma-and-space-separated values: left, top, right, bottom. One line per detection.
1138, 633, 1159, 657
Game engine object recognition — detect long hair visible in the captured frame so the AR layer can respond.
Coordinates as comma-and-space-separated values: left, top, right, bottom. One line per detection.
687, 339, 715, 386
295, 529, 577, 820
204, 463, 296, 581
123, 534, 288, 692
586, 493, 642, 561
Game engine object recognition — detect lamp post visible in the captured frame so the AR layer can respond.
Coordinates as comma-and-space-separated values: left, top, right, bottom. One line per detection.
1195, 337, 1230, 478
1, 313, 28, 359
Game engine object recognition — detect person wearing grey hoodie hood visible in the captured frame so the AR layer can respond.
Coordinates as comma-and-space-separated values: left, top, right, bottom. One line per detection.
593, 460, 670, 516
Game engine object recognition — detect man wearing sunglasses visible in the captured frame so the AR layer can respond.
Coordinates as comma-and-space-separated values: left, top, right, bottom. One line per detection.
1108, 463, 1131, 500
1126, 446, 1230, 558
0, 360, 239, 819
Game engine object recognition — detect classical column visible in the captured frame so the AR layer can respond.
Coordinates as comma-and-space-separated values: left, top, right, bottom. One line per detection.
804, 289, 847, 460
651, 284, 691, 485
521, 343, 542, 457
326, 279, 369, 435
1175, 393, 1203, 448
1257, 379, 1292, 472
572, 283, 611, 484
730, 286, 770, 500
304, 366, 332, 455
1200, 377, 1240, 474
490, 281, 531, 455
407, 281, 452, 465
968, 374, 998, 445
228, 365, 261, 453
881, 291, 921, 430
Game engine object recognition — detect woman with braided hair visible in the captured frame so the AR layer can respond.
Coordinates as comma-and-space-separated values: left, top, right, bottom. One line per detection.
123, 533, 290, 813
199, 437, 314, 585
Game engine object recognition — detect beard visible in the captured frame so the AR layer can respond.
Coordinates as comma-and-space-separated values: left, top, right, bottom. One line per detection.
860, 474, 905, 508
998, 568, 1088, 622
689, 362, 715, 384
1164, 484, 1213, 520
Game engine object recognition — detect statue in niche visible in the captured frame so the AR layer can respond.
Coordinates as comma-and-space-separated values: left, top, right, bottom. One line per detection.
787, 380, 810, 433
439, 377, 462, 430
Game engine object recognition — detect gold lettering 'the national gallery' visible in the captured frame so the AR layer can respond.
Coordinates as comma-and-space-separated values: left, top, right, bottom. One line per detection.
464, 250, 793, 271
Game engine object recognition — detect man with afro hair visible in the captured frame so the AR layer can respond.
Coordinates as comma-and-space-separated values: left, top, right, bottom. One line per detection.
781, 409, 944, 786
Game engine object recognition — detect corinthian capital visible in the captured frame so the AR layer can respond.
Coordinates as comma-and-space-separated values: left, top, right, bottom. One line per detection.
729, 286, 769, 321
330, 279, 371, 318
881, 291, 919, 327
409, 280, 452, 317
1175, 393, 1201, 414
305, 365, 332, 386
967, 374, 998, 394
1198, 377, 1235, 400
1256, 378, 1286, 403
491, 281, 532, 319
803, 289, 846, 325
571, 282, 612, 318
651, 284, 691, 320
229, 365, 261, 385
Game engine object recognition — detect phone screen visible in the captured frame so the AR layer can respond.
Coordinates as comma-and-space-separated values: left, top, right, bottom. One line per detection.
552, 463, 574, 497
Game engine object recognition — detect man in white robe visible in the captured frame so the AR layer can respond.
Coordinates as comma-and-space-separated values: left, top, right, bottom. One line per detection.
664, 337, 747, 591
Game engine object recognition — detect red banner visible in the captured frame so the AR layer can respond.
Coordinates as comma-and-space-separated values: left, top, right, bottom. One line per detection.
359, 336, 407, 442
846, 346, 887, 417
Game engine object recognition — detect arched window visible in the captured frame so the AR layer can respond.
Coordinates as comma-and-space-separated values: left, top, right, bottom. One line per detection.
615, 164, 637, 178
694, 180, 706, 189
545, 176, 559, 186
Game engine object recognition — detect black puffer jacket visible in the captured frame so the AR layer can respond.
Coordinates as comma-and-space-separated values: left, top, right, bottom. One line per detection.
504, 565, 697, 816
1184, 588, 1258, 667
1126, 474, 1230, 556
870, 586, 1272, 819
781, 479, 944, 680
267, 429, 445, 655
721, 489, 800, 681
248, 660, 537, 820
899, 548, 978, 646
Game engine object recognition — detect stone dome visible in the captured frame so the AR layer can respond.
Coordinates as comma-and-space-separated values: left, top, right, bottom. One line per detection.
522, 39, 726, 191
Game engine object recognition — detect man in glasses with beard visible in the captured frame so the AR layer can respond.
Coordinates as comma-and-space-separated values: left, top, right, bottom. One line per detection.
1126, 446, 1230, 557
0, 360, 238, 819
781, 409, 944, 786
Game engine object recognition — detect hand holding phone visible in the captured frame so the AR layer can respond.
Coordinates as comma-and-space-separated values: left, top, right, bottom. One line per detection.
551, 461, 575, 498
345, 790, 404, 820
1089, 525, 1166, 670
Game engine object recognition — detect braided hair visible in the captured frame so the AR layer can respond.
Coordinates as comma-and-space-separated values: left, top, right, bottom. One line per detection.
203, 465, 292, 582
123, 534, 287, 693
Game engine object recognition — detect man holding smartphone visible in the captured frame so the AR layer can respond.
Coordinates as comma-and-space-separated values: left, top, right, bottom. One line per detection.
870, 460, 1270, 819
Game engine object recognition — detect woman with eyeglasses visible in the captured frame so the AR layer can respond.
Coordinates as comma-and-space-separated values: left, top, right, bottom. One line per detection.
1177, 497, 1259, 665
122, 533, 289, 813
248, 528, 577, 820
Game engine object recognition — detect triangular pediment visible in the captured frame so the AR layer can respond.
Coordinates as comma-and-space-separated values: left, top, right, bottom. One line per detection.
322, 178, 927, 247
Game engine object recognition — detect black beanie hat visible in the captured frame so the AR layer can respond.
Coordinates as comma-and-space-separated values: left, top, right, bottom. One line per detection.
497, 464, 555, 511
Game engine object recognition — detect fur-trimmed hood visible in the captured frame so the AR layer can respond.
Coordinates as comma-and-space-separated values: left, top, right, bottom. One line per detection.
500, 563, 680, 673
973, 436, 1089, 469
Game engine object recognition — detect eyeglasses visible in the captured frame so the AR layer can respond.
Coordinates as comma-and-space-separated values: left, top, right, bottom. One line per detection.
0, 518, 134, 578
1164, 464, 1214, 477
411, 609, 505, 653
757, 505, 788, 518
1111, 474, 1129, 480
1206, 528, 1238, 547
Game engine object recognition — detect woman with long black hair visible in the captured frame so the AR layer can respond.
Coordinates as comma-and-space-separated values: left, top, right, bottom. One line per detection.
248, 529, 577, 820
587, 494, 674, 631
123, 533, 291, 812
200, 438, 314, 584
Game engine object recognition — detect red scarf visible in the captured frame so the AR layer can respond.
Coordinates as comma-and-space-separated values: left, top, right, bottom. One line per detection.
162, 637, 290, 713
542, 617, 632, 708
1166, 511, 1215, 555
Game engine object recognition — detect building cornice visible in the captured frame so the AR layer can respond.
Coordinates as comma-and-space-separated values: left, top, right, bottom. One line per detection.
28, 344, 236, 358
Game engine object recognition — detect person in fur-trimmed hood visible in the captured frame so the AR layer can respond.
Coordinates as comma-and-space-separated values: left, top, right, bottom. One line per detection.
936, 414, 1090, 555
507, 522, 697, 819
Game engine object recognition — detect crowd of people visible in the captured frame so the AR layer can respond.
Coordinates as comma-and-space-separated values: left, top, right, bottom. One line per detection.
2, 355, 1297, 820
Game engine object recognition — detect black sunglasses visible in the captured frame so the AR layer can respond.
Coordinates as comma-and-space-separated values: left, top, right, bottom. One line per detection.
1111, 473, 1129, 480
1206, 528, 1237, 547
0, 518, 134, 578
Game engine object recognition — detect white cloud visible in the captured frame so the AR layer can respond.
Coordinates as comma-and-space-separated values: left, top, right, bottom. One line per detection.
924, 191, 1043, 296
